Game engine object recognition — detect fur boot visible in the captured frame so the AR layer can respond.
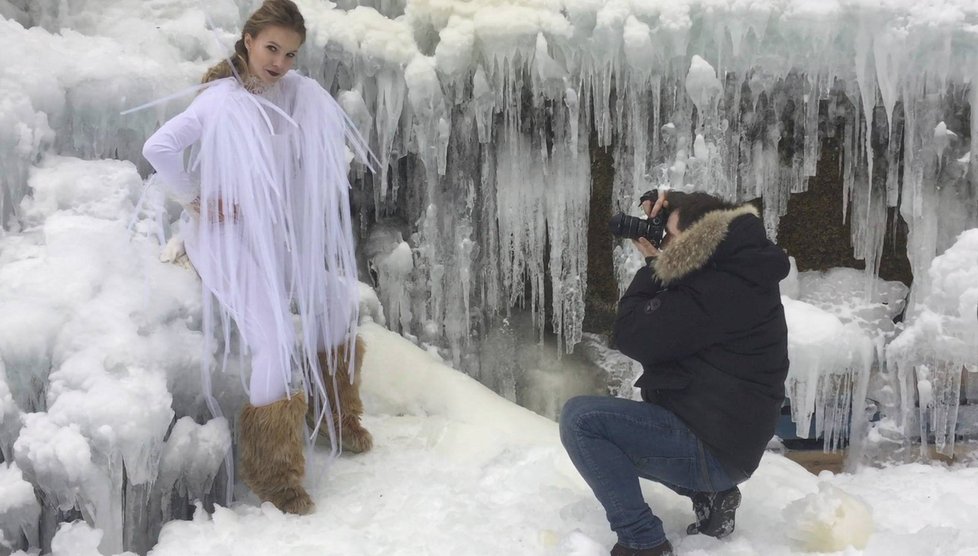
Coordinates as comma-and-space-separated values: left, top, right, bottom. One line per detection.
309, 336, 373, 453
239, 394, 315, 514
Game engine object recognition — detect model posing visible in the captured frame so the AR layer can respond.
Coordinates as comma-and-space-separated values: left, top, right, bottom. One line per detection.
143, 0, 374, 514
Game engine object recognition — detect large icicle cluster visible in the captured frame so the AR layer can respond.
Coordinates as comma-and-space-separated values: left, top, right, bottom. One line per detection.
286, 0, 978, 453
1, 1, 975, 364
280, 0, 978, 365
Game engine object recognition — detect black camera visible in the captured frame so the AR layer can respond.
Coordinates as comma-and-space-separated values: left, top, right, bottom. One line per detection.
608, 190, 669, 247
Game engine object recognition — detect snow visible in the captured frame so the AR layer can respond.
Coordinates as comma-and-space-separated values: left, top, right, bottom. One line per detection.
136, 323, 978, 556
784, 483, 874, 552
2, 0, 978, 553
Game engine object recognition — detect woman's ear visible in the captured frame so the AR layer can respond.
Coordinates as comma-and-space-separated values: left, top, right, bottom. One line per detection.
244, 33, 254, 53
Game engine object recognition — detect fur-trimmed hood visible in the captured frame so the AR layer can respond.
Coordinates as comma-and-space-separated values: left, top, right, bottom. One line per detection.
653, 204, 787, 286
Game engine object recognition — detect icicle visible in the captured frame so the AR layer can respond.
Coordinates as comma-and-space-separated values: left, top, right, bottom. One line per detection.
373, 69, 406, 213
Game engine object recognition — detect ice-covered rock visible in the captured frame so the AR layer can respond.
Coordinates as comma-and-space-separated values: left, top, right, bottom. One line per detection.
887, 229, 978, 455
783, 298, 875, 449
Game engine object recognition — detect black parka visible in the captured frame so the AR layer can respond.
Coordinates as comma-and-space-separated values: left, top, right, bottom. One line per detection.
612, 204, 790, 479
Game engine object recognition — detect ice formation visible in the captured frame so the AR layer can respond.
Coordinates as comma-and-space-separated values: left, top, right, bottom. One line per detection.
157, 417, 232, 519
0, 156, 214, 553
1, 0, 978, 552
887, 229, 978, 456
782, 267, 912, 455
782, 296, 874, 450
0, 462, 40, 553
296, 0, 978, 395
6, 0, 974, 362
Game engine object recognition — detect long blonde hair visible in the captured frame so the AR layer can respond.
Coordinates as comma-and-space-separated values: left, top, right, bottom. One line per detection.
201, 0, 307, 84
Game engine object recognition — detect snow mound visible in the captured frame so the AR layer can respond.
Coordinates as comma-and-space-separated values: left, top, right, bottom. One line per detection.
49, 520, 137, 556
785, 482, 874, 552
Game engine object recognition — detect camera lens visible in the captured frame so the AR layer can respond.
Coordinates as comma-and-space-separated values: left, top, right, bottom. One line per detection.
608, 211, 666, 246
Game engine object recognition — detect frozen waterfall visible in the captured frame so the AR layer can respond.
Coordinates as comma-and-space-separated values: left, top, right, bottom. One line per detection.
1, 0, 978, 553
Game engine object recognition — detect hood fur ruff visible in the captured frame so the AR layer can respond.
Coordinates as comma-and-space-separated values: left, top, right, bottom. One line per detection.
653, 204, 760, 285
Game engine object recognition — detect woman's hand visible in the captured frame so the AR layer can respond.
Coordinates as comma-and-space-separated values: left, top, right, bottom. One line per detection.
186, 196, 239, 224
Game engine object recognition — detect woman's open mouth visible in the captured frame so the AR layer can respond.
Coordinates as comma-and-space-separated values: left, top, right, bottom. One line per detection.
266, 69, 281, 79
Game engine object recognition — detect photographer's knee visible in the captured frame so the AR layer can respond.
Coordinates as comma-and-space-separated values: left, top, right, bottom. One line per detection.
559, 395, 592, 444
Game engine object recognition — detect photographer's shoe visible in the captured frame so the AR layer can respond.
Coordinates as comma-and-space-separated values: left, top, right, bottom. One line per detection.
611, 540, 674, 556
686, 486, 741, 538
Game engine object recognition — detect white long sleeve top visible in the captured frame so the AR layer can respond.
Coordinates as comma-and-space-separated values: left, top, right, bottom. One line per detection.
142, 89, 215, 205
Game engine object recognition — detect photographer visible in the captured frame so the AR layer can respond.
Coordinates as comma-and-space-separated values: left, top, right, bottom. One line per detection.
560, 192, 790, 556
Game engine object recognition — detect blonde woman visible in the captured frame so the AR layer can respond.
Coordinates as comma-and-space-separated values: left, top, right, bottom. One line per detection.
143, 0, 374, 514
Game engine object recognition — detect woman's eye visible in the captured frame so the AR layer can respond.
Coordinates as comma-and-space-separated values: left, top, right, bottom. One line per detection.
287, 52, 296, 58
267, 45, 277, 52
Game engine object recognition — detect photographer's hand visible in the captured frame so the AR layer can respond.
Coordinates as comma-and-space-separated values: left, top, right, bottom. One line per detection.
641, 190, 669, 218
631, 237, 660, 259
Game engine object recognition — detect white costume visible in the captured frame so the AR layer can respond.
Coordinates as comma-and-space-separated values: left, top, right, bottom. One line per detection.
143, 72, 370, 411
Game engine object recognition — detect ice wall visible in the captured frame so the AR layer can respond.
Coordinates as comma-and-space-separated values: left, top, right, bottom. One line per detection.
2, 1, 976, 361
288, 0, 977, 452
289, 0, 978, 365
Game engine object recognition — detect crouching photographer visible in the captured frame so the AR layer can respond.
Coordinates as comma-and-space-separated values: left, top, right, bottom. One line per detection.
559, 191, 790, 556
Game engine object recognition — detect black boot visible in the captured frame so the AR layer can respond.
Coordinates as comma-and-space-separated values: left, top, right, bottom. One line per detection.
611, 540, 674, 556
686, 486, 741, 538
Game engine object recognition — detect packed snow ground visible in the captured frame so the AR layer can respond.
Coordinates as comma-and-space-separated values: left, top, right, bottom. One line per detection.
143, 322, 978, 556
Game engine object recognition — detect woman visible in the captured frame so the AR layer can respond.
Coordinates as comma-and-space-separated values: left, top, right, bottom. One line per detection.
143, 0, 374, 514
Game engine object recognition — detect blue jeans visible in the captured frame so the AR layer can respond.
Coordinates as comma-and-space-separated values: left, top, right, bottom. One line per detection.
559, 395, 738, 550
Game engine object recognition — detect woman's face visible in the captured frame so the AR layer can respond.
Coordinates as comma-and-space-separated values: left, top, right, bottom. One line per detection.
244, 26, 303, 86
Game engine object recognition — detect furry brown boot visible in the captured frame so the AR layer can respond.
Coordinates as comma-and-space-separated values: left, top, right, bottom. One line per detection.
239, 394, 315, 515
309, 336, 373, 453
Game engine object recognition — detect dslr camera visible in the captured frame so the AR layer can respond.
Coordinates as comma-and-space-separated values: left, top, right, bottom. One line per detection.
608, 190, 670, 247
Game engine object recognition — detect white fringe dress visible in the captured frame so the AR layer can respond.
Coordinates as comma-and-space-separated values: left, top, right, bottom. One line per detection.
143, 72, 370, 416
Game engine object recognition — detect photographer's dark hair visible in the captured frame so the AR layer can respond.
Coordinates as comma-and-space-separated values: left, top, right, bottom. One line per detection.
667, 192, 740, 231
